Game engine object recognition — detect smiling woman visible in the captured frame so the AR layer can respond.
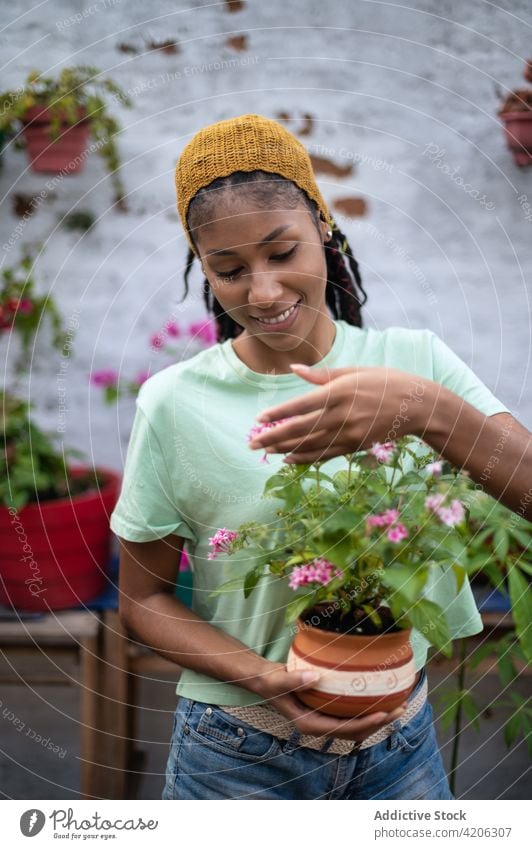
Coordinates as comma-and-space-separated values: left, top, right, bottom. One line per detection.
109, 113, 531, 801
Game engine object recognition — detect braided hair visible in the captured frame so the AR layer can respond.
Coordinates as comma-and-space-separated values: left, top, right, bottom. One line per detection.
180, 171, 367, 343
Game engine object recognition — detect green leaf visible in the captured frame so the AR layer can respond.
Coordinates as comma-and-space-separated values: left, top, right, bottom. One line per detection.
508, 527, 532, 551
396, 471, 425, 488
435, 689, 460, 733
452, 563, 466, 593
243, 569, 262, 599
332, 470, 350, 494
381, 566, 429, 603
493, 528, 510, 562
508, 565, 532, 662
284, 593, 314, 624
461, 691, 480, 731
503, 711, 523, 749
408, 598, 452, 657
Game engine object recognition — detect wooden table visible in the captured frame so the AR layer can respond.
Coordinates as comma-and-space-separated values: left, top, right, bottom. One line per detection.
0, 609, 132, 799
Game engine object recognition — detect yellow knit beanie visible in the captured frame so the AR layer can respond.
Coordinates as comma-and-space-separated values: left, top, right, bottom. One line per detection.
175, 113, 333, 251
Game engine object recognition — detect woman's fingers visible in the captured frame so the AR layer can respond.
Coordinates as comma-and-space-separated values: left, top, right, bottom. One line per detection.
279, 695, 407, 740
256, 382, 343, 426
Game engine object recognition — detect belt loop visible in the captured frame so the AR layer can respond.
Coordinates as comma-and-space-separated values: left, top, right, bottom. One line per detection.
281, 728, 300, 754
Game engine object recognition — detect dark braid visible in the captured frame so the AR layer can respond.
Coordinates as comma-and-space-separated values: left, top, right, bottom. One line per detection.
324, 221, 367, 328
179, 172, 367, 342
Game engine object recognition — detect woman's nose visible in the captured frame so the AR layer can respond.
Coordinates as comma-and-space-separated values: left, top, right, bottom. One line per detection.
246, 270, 284, 306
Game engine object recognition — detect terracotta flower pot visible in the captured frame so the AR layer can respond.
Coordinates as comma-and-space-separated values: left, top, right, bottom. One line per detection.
21, 105, 91, 174
287, 616, 416, 717
500, 111, 532, 167
0, 467, 120, 611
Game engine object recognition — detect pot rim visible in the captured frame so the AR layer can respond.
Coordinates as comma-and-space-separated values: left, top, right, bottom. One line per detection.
500, 110, 532, 121
294, 616, 411, 646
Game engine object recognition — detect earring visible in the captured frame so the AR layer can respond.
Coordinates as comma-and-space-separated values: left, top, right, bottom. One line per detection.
326, 230, 333, 238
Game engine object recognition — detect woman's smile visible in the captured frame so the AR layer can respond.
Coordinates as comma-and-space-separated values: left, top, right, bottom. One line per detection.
251, 298, 302, 330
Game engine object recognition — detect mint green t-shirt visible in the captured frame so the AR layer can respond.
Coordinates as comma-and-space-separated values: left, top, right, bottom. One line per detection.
109, 320, 510, 706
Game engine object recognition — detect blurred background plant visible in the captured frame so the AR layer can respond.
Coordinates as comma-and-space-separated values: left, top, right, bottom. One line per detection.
1, 243, 65, 371
435, 494, 532, 794
90, 317, 217, 402
0, 65, 132, 204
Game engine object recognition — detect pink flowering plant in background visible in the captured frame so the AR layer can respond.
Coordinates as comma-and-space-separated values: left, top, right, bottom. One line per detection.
1, 244, 65, 371
209, 434, 481, 656
90, 317, 217, 402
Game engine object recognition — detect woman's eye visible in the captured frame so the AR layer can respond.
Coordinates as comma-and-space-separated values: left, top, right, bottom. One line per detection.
271, 245, 297, 262
213, 246, 297, 280
215, 268, 242, 280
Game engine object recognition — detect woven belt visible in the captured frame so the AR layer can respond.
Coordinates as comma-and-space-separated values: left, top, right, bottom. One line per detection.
219, 674, 428, 756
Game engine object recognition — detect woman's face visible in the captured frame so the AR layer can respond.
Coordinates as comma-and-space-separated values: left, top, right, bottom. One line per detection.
193, 194, 335, 373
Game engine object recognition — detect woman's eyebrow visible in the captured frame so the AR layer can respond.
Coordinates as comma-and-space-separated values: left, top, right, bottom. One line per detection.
205, 225, 292, 257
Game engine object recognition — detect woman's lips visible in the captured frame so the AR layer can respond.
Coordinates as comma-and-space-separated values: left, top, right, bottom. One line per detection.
252, 299, 301, 331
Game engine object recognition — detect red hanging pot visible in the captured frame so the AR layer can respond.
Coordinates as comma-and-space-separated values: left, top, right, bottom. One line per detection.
0, 467, 121, 611
21, 104, 91, 174
500, 110, 532, 167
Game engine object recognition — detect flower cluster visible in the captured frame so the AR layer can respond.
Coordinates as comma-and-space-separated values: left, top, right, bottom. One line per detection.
0, 296, 34, 330
426, 494, 465, 527
366, 508, 409, 543
208, 528, 239, 560
91, 318, 216, 402
288, 558, 344, 590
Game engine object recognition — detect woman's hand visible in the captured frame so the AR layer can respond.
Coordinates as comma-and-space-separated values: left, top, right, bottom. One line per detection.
248, 363, 430, 464
253, 661, 407, 742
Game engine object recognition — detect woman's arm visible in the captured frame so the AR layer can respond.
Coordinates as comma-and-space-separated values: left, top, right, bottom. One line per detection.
247, 365, 532, 520
118, 534, 407, 739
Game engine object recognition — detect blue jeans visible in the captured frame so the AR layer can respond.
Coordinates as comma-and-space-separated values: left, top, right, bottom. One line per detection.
162, 668, 453, 800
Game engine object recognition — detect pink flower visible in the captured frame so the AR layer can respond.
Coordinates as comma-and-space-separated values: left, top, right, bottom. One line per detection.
425, 493, 446, 512
387, 523, 409, 543
426, 461, 443, 476
366, 508, 400, 529
425, 494, 465, 527
247, 419, 291, 464
90, 369, 119, 388
134, 370, 151, 386
370, 441, 396, 463
150, 333, 165, 350
188, 319, 217, 346
437, 499, 465, 527
208, 528, 238, 560
18, 298, 34, 314
164, 320, 181, 338
288, 558, 343, 590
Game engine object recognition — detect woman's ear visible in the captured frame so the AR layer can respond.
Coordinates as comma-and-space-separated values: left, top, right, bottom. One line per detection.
320, 219, 333, 244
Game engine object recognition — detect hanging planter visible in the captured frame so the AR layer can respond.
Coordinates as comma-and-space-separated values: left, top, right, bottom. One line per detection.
499, 97, 532, 167
0, 466, 121, 611
0, 66, 132, 204
21, 104, 91, 173
287, 605, 416, 717
498, 63, 532, 167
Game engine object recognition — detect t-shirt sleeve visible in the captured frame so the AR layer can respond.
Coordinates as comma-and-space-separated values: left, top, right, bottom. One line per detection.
429, 332, 512, 417
109, 400, 197, 544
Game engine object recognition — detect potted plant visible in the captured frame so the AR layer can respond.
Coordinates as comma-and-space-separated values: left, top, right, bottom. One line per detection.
209, 435, 476, 718
0, 390, 121, 611
498, 61, 532, 166
0, 66, 131, 204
